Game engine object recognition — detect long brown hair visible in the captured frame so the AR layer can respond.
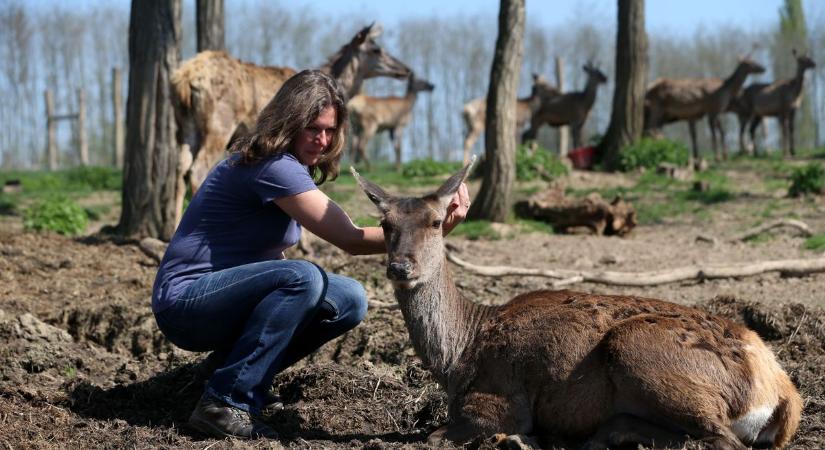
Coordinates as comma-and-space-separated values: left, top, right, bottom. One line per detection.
229, 70, 348, 184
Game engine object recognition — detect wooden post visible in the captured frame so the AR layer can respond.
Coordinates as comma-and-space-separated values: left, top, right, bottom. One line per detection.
77, 89, 88, 166
45, 90, 57, 171
555, 56, 569, 156
112, 67, 124, 168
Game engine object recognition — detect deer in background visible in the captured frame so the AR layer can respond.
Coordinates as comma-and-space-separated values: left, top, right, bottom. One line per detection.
645, 57, 765, 170
736, 50, 816, 157
521, 63, 607, 148
347, 72, 435, 171
461, 74, 559, 165
170, 23, 411, 223
351, 158, 801, 450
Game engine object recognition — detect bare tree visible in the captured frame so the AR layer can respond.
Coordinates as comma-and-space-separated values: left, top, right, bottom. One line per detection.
468, 0, 524, 222
597, 0, 648, 170
117, 0, 181, 239
196, 0, 224, 52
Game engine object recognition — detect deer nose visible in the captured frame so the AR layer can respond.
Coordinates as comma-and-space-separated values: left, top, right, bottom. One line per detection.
388, 260, 414, 280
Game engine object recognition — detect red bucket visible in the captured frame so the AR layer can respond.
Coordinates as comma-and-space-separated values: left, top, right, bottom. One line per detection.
568, 146, 595, 170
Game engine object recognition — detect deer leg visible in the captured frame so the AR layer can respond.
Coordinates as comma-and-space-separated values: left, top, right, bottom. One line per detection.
708, 115, 719, 162
572, 123, 583, 149
717, 116, 728, 160
357, 125, 376, 170
580, 413, 689, 450
392, 127, 403, 172
788, 109, 796, 157
738, 114, 749, 156
688, 120, 699, 171
429, 391, 533, 446
748, 117, 761, 156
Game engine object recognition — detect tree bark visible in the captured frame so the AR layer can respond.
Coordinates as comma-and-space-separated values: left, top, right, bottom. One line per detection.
468, 0, 525, 222
597, 0, 647, 170
118, 0, 181, 240
196, 0, 225, 52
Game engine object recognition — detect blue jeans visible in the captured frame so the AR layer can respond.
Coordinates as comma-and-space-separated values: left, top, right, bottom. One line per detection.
154, 259, 368, 414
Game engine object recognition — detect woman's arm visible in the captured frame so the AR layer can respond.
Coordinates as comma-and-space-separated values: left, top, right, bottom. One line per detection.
275, 182, 470, 256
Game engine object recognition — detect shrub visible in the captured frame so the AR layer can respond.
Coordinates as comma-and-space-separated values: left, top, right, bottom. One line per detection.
402, 159, 462, 178
64, 166, 121, 190
23, 196, 88, 236
619, 138, 689, 171
516, 144, 568, 181
788, 163, 825, 197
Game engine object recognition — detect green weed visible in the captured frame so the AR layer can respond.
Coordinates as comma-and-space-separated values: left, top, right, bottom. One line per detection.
23, 195, 88, 236
451, 220, 500, 240
619, 138, 689, 171
788, 163, 825, 197
804, 234, 825, 251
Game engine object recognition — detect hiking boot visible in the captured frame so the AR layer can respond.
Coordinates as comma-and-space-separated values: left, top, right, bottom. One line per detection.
188, 394, 278, 440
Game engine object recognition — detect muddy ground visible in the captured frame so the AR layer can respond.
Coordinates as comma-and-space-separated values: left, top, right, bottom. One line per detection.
1, 165, 824, 449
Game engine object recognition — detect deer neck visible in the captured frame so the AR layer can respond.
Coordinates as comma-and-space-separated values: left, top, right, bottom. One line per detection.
790, 63, 809, 98
321, 51, 361, 99
720, 64, 751, 95
393, 257, 494, 383
582, 77, 600, 110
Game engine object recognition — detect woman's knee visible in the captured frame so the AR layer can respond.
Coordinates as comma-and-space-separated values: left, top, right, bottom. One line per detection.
328, 276, 368, 327
283, 260, 328, 305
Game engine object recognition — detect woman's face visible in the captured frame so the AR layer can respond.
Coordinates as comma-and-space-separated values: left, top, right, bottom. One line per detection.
294, 106, 337, 166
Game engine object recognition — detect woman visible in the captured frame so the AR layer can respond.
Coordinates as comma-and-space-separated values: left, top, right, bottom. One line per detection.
152, 70, 470, 440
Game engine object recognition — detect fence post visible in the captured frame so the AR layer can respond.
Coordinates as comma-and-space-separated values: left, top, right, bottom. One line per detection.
555, 56, 569, 156
112, 67, 124, 168
45, 90, 57, 171
78, 89, 88, 166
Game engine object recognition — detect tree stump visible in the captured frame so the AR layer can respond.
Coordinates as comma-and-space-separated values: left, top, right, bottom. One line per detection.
515, 187, 636, 236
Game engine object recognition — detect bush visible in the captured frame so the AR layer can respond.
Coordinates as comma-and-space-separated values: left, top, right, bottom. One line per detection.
64, 166, 121, 191
23, 196, 88, 236
516, 144, 568, 181
788, 163, 825, 197
401, 159, 462, 178
619, 138, 689, 171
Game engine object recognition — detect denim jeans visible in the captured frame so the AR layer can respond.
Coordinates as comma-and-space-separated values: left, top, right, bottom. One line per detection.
154, 259, 368, 414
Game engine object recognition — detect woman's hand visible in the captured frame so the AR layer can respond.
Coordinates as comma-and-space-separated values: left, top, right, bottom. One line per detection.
442, 182, 470, 236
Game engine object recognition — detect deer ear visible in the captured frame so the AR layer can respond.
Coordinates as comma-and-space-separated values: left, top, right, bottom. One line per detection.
351, 166, 392, 213
367, 22, 384, 40
434, 155, 476, 208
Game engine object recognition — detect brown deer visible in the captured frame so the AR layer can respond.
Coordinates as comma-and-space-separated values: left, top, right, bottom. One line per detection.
645, 58, 765, 170
521, 63, 607, 148
737, 50, 816, 157
347, 72, 435, 171
351, 158, 802, 449
170, 23, 411, 222
461, 74, 558, 165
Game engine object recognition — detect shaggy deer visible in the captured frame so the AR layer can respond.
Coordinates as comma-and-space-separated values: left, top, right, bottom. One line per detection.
645, 57, 765, 170
351, 158, 801, 449
461, 74, 558, 164
347, 72, 435, 171
170, 23, 411, 222
737, 51, 816, 157
521, 63, 607, 148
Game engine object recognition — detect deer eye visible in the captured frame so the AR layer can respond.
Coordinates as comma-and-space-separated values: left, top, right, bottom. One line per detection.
432, 220, 442, 229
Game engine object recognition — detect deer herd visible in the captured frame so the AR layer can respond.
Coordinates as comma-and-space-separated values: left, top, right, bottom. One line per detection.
169, 23, 809, 448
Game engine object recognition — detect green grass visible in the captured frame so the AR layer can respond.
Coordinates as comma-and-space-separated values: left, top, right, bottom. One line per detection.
513, 218, 554, 234
353, 216, 379, 227
804, 234, 825, 251
450, 220, 501, 240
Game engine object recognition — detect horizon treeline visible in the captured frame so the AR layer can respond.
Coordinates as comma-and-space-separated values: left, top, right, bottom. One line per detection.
1, 0, 823, 170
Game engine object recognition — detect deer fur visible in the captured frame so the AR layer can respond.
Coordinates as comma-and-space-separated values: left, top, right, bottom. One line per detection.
352, 159, 802, 449
735, 51, 816, 157
461, 74, 558, 165
521, 63, 607, 148
347, 73, 435, 171
644, 57, 765, 169
170, 23, 411, 224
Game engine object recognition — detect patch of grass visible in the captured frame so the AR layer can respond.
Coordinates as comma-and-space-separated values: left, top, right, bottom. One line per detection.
513, 218, 554, 234
0, 166, 121, 195
515, 144, 568, 182
804, 234, 825, 251
450, 220, 500, 241
84, 204, 112, 221
759, 200, 781, 218
788, 163, 825, 197
63, 366, 77, 379
23, 195, 88, 236
323, 188, 353, 204
401, 159, 462, 178
353, 216, 379, 227
0, 194, 17, 215
619, 138, 690, 171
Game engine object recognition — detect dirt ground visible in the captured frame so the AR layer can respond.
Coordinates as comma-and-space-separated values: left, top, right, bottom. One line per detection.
1, 165, 824, 449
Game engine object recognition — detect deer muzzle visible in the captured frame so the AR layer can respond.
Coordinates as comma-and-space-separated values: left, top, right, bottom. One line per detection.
388, 260, 414, 281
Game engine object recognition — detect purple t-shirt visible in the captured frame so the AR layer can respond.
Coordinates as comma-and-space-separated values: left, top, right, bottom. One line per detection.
152, 152, 317, 313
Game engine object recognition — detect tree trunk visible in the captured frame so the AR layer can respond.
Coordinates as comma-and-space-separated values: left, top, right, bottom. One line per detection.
118, 0, 181, 240
597, 0, 647, 170
196, 0, 225, 52
468, 0, 525, 222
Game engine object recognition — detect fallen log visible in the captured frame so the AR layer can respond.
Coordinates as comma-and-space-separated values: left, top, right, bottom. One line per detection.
514, 188, 636, 236
446, 251, 825, 287
731, 219, 814, 242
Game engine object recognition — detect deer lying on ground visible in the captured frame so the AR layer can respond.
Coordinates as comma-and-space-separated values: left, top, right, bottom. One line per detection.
351, 158, 801, 449
735, 50, 816, 157
645, 57, 765, 170
521, 63, 607, 148
462, 74, 558, 164
347, 72, 435, 171
170, 23, 411, 223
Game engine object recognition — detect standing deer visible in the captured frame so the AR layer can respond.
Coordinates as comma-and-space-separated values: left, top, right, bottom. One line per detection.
737, 51, 816, 157
521, 63, 607, 148
461, 74, 558, 165
347, 72, 435, 171
351, 158, 802, 449
170, 23, 411, 223
645, 58, 765, 170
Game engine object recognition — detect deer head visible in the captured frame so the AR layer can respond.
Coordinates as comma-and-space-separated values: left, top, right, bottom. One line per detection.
582, 62, 608, 84
352, 157, 475, 289
350, 23, 411, 80
736, 56, 766, 75
407, 72, 436, 94
792, 49, 817, 71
